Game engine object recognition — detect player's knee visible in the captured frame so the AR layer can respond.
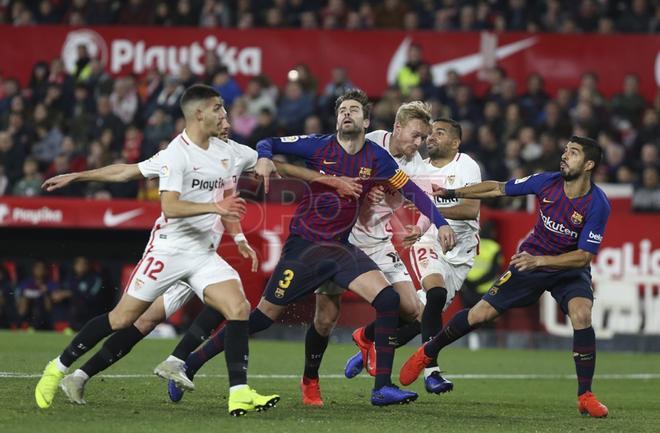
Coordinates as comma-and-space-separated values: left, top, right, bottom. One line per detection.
372, 286, 400, 311
569, 307, 592, 328
108, 312, 135, 330
133, 316, 159, 334
468, 302, 498, 325
314, 310, 339, 336
224, 299, 251, 320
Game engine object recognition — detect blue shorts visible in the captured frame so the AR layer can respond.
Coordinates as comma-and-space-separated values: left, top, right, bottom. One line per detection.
262, 235, 381, 306
481, 266, 593, 315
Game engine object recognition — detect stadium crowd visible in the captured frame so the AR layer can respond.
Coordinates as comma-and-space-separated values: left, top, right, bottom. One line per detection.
2, 0, 660, 34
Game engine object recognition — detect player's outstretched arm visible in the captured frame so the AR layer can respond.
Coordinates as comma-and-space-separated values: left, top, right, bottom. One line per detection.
160, 191, 246, 219
510, 250, 593, 271
433, 181, 506, 200
274, 161, 362, 199
41, 164, 143, 192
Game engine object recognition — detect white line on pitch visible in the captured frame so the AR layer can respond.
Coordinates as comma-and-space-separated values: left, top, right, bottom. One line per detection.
2, 372, 660, 380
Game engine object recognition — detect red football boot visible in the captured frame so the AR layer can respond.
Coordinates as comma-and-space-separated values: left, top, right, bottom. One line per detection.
577, 391, 608, 418
301, 376, 324, 407
399, 345, 433, 386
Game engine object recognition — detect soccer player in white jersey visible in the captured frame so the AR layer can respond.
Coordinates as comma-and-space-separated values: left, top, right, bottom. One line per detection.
300, 101, 435, 406
39, 103, 360, 406
403, 118, 481, 394
35, 84, 279, 416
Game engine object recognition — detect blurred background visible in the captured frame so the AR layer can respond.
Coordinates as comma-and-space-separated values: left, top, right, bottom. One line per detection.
0, 0, 658, 350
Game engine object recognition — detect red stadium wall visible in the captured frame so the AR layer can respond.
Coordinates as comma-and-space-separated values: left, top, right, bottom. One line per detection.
1, 196, 658, 335
1, 26, 659, 100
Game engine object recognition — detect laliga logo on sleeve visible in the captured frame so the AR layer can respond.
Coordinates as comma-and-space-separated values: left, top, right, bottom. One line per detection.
61, 29, 109, 74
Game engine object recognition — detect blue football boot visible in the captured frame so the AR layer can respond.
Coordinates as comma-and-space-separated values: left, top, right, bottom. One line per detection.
344, 351, 364, 379
371, 385, 418, 406
424, 371, 454, 394
168, 379, 185, 402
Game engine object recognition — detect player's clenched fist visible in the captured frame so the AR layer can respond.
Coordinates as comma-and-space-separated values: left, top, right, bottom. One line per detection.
215, 192, 247, 219
436, 225, 456, 253
367, 185, 385, 203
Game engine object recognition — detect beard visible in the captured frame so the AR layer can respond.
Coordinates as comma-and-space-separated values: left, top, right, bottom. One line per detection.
428, 146, 450, 160
337, 121, 362, 140
560, 166, 580, 181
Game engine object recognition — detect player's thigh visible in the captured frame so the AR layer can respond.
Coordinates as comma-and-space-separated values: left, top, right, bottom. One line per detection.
346, 270, 390, 304
125, 251, 188, 306
162, 282, 196, 320
480, 267, 547, 314
109, 294, 153, 330
550, 268, 594, 327
409, 242, 441, 285
133, 296, 167, 334
333, 244, 384, 303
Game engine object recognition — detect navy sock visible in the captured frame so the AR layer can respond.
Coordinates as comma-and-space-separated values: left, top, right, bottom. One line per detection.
303, 324, 329, 379
81, 325, 145, 377
171, 306, 224, 360
395, 320, 421, 348
185, 308, 273, 379
363, 321, 375, 342
424, 308, 473, 359
224, 320, 249, 387
371, 287, 400, 389
573, 326, 596, 396
60, 313, 113, 367
421, 287, 447, 367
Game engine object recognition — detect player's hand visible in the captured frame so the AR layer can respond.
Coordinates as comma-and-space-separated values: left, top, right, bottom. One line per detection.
436, 225, 457, 253
402, 225, 422, 248
323, 176, 361, 199
510, 251, 541, 272
42, 173, 77, 192
431, 184, 456, 198
402, 200, 417, 211
255, 158, 278, 194
237, 241, 259, 272
215, 192, 247, 219
367, 185, 385, 203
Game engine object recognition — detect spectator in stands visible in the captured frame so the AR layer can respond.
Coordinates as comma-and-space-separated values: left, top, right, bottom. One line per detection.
12, 157, 43, 197
617, 0, 651, 33
396, 43, 423, 96
0, 264, 18, 328
117, 0, 154, 26
276, 80, 314, 134
229, 97, 257, 143
44, 154, 84, 196
29, 61, 50, 103
92, 95, 125, 151
449, 85, 482, 124
248, 107, 278, 148
110, 77, 139, 125
245, 76, 277, 118
73, 43, 93, 82
68, 83, 94, 144
173, 0, 197, 26
16, 261, 56, 330
374, 0, 408, 28
632, 166, 660, 212
611, 74, 647, 126
291, 63, 318, 96
32, 108, 64, 166
153, 1, 174, 26
0, 131, 25, 185
122, 125, 143, 163
143, 108, 174, 156
304, 115, 323, 135
519, 73, 549, 123
66, 256, 106, 330
0, 77, 19, 113
211, 65, 241, 107
154, 76, 184, 118
0, 165, 8, 195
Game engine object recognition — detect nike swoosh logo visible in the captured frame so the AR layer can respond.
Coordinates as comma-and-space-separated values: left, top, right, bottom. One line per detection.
387, 36, 538, 86
193, 166, 201, 171
542, 198, 554, 204
322, 160, 337, 165
103, 208, 144, 227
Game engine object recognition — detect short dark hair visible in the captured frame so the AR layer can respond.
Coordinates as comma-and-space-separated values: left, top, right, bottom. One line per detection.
335, 89, 371, 119
433, 117, 462, 140
570, 135, 602, 171
180, 84, 222, 113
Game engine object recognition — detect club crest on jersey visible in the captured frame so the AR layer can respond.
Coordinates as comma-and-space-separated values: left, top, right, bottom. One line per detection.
570, 211, 584, 225
358, 167, 372, 180
447, 175, 455, 185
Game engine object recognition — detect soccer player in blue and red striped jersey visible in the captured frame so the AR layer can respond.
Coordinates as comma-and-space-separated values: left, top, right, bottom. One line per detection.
399, 136, 611, 417
179, 89, 457, 406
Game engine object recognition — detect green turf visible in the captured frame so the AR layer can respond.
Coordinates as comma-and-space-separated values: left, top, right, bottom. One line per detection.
1, 331, 659, 433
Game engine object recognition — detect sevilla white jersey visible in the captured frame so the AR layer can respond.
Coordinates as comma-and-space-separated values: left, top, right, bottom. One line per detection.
349, 130, 427, 247
417, 152, 481, 264
136, 130, 237, 254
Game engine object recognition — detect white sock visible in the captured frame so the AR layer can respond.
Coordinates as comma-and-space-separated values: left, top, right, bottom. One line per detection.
73, 369, 89, 381
424, 366, 440, 379
229, 384, 248, 393
54, 357, 68, 373
166, 355, 184, 363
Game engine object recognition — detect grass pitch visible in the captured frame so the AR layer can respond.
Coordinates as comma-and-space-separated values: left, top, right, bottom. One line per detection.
1, 331, 659, 433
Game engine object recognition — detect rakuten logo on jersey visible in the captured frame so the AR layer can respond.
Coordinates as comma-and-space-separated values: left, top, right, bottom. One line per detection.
540, 211, 578, 238
111, 35, 261, 76
192, 178, 225, 191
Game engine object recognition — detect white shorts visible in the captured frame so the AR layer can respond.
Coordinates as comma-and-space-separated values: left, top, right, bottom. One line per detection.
162, 282, 196, 319
315, 241, 411, 295
410, 242, 471, 311
126, 250, 240, 304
